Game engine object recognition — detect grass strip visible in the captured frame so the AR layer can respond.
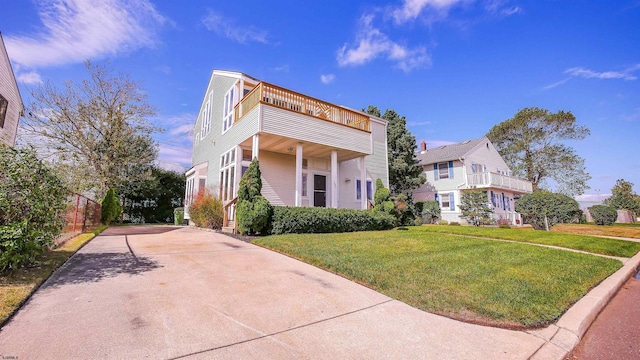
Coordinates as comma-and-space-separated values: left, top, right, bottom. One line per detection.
256, 229, 620, 329
551, 223, 640, 239
0, 225, 108, 325
418, 225, 640, 257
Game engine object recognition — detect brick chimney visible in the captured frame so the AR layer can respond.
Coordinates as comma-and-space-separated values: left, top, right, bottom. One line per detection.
420, 140, 427, 153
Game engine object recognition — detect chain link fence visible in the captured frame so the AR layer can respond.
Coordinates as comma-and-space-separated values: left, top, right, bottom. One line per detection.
56, 193, 102, 245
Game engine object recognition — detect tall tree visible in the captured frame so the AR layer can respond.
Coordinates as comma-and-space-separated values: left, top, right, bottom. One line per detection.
120, 166, 186, 223
486, 107, 590, 196
364, 106, 425, 197
459, 190, 493, 226
20, 61, 159, 199
605, 179, 640, 216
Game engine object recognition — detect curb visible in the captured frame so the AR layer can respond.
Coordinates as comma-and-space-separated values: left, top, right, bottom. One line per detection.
529, 251, 640, 359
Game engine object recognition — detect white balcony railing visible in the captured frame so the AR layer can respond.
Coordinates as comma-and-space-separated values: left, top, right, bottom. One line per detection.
466, 172, 533, 193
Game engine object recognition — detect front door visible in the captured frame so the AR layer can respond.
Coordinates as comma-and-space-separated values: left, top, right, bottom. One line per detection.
313, 174, 327, 207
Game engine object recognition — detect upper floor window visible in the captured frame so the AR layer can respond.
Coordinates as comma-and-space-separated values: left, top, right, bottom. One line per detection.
434, 161, 454, 180
0, 94, 8, 128
200, 95, 212, 138
223, 86, 235, 133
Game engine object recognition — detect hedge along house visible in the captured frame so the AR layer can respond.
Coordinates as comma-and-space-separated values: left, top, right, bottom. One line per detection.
184, 70, 389, 228
413, 137, 533, 225
0, 32, 23, 147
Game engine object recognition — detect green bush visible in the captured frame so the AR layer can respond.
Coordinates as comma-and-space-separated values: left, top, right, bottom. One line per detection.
589, 205, 618, 226
439, 220, 449, 225
420, 200, 441, 224
236, 159, 273, 235
0, 145, 68, 272
515, 191, 582, 230
414, 217, 423, 226
101, 188, 122, 225
188, 190, 223, 229
237, 196, 273, 235
449, 222, 460, 226
270, 207, 396, 235
499, 224, 511, 229
174, 207, 184, 225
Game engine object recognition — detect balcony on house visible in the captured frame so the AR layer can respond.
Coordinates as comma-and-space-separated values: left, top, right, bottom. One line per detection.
466, 172, 533, 193
233, 82, 370, 132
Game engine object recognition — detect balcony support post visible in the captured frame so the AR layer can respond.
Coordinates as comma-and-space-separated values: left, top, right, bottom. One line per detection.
331, 150, 338, 208
360, 157, 367, 210
295, 143, 303, 207
251, 134, 260, 160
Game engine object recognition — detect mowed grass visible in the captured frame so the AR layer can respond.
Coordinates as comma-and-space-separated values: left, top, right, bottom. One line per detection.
419, 225, 640, 257
255, 228, 621, 329
0, 226, 107, 325
552, 223, 640, 239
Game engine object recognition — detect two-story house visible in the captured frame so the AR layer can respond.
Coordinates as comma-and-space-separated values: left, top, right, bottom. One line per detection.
0, 32, 23, 147
185, 70, 389, 226
413, 137, 533, 225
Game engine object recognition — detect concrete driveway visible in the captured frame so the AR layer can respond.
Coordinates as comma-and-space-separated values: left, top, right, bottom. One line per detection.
0, 226, 545, 359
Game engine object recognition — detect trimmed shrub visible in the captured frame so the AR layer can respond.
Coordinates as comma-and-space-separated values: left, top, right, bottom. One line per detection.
270, 207, 396, 235
515, 191, 582, 230
414, 217, 423, 226
237, 196, 273, 235
589, 205, 618, 226
101, 188, 122, 225
188, 190, 223, 229
420, 200, 440, 224
1, 145, 68, 272
449, 222, 460, 226
174, 207, 184, 225
439, 220, 449, 225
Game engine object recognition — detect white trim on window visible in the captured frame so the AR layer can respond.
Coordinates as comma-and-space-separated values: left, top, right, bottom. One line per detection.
222, 85, 235, 133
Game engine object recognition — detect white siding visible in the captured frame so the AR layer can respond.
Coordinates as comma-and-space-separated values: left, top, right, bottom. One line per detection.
261, 106, 371, 154
259, 151, 296, 206
0, 35, 22, 147
464, 141, 511, 176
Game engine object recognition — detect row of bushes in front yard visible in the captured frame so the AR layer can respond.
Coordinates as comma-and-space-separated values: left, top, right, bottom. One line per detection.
270, 207, 397, 235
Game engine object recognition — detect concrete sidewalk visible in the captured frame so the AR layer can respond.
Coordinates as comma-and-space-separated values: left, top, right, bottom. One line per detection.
0, 226, 636, 359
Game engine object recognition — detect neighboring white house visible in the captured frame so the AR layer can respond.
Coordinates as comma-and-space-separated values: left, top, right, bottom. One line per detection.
0, 32, 23, 147
414, 137, 533, 225
185, 70, 389, 229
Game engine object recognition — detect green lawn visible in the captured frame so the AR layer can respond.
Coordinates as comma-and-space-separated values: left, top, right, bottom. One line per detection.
255, 228, 621, 329
552, 223, 640, 239
418, 225, 640, 257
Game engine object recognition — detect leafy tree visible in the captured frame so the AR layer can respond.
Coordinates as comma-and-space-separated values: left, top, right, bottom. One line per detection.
364, 106, 425, 197
1, 145, 69, 271
101, 188, 122, 225
419, 201, 441, 224
120, 166, 185, 223
236, 159, 273, 235
20, 60, 159, 199
459, 190, 493, 226
486, 107, 591, 197
604, 179, 640, 217
589, 205, 617, 226
515, 191, 582, 230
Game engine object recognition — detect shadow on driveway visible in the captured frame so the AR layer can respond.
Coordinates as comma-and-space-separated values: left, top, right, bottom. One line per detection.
100, 226, 183, 236
42, 252, 162, 289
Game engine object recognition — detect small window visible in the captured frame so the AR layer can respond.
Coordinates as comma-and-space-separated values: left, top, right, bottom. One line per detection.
302, 173, 308, 197
223, 86, 235, 132
0, 94, 7, 128
438, 162, 449, 179
441, 193, 450, 209
242, 148, 252, 161
356, 179, 373, 201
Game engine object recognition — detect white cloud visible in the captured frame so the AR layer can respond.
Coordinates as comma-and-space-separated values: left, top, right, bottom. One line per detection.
393, 0, 464, 24
425, 139, 457, 148
202, 10, 268, 44
337, 14, 431, 72
542, 77, 570, 90
565, 65, 640, 80
320, 74, 335, 84
170, 124, 194, 136
17, 70, 43, 84
4, 0, 170, 69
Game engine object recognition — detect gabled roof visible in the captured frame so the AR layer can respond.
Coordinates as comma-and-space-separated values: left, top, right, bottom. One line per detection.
416, 137, 487, 165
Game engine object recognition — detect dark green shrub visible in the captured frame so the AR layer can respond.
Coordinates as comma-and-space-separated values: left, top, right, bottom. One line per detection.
459, 190, 493, 226
237, 196, 273, 235
188, 190, 223, 229
101, 188, 122, 225
270, 207, 395, 235
420, 200, 440, 224
374, 178, 391, 206
0, 145, 68, 272
515, 191, 581, 230
236, 159, 273, 235
589, 205, 618, 226
414, 217, 423, 226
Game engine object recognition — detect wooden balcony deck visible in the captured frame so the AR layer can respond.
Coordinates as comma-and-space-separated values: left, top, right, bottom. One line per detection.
467, 172, 533, 193
234, 82, 370, 132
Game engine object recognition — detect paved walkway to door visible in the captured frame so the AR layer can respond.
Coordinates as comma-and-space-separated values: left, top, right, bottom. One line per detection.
0, 226, 560, 359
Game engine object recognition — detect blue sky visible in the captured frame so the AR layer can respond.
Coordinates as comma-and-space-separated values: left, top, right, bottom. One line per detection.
2, 0, 639, 201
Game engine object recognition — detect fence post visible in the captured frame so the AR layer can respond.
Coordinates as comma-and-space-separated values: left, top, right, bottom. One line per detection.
72, 194, 81, 234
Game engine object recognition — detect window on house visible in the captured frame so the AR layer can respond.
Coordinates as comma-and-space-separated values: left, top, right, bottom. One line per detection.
223, 86, 235, 132
434, 161, 454, 180
242, 148, 252, 161
185, 177, 195, 206
439, 192, 455, 211
302, 173, 308, 197
0, 94, 8, 128
219, 148, 236, 201
356, 179, 373, 201
200, 96, 212, 138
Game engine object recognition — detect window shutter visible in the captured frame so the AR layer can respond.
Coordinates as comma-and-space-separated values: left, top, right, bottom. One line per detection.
448, 161, 454, 178
435, 193, 439, 204
434, 163, 439, 180
490, 191, 495, 207
502, 193, 506, 210
449, 192, 455, 211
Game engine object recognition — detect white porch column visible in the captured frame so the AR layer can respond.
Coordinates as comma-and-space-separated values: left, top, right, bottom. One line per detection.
251, 134, 260, 160
360, 156, 367, 210
330, 150, 338, 208
295, 143, 303, 207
